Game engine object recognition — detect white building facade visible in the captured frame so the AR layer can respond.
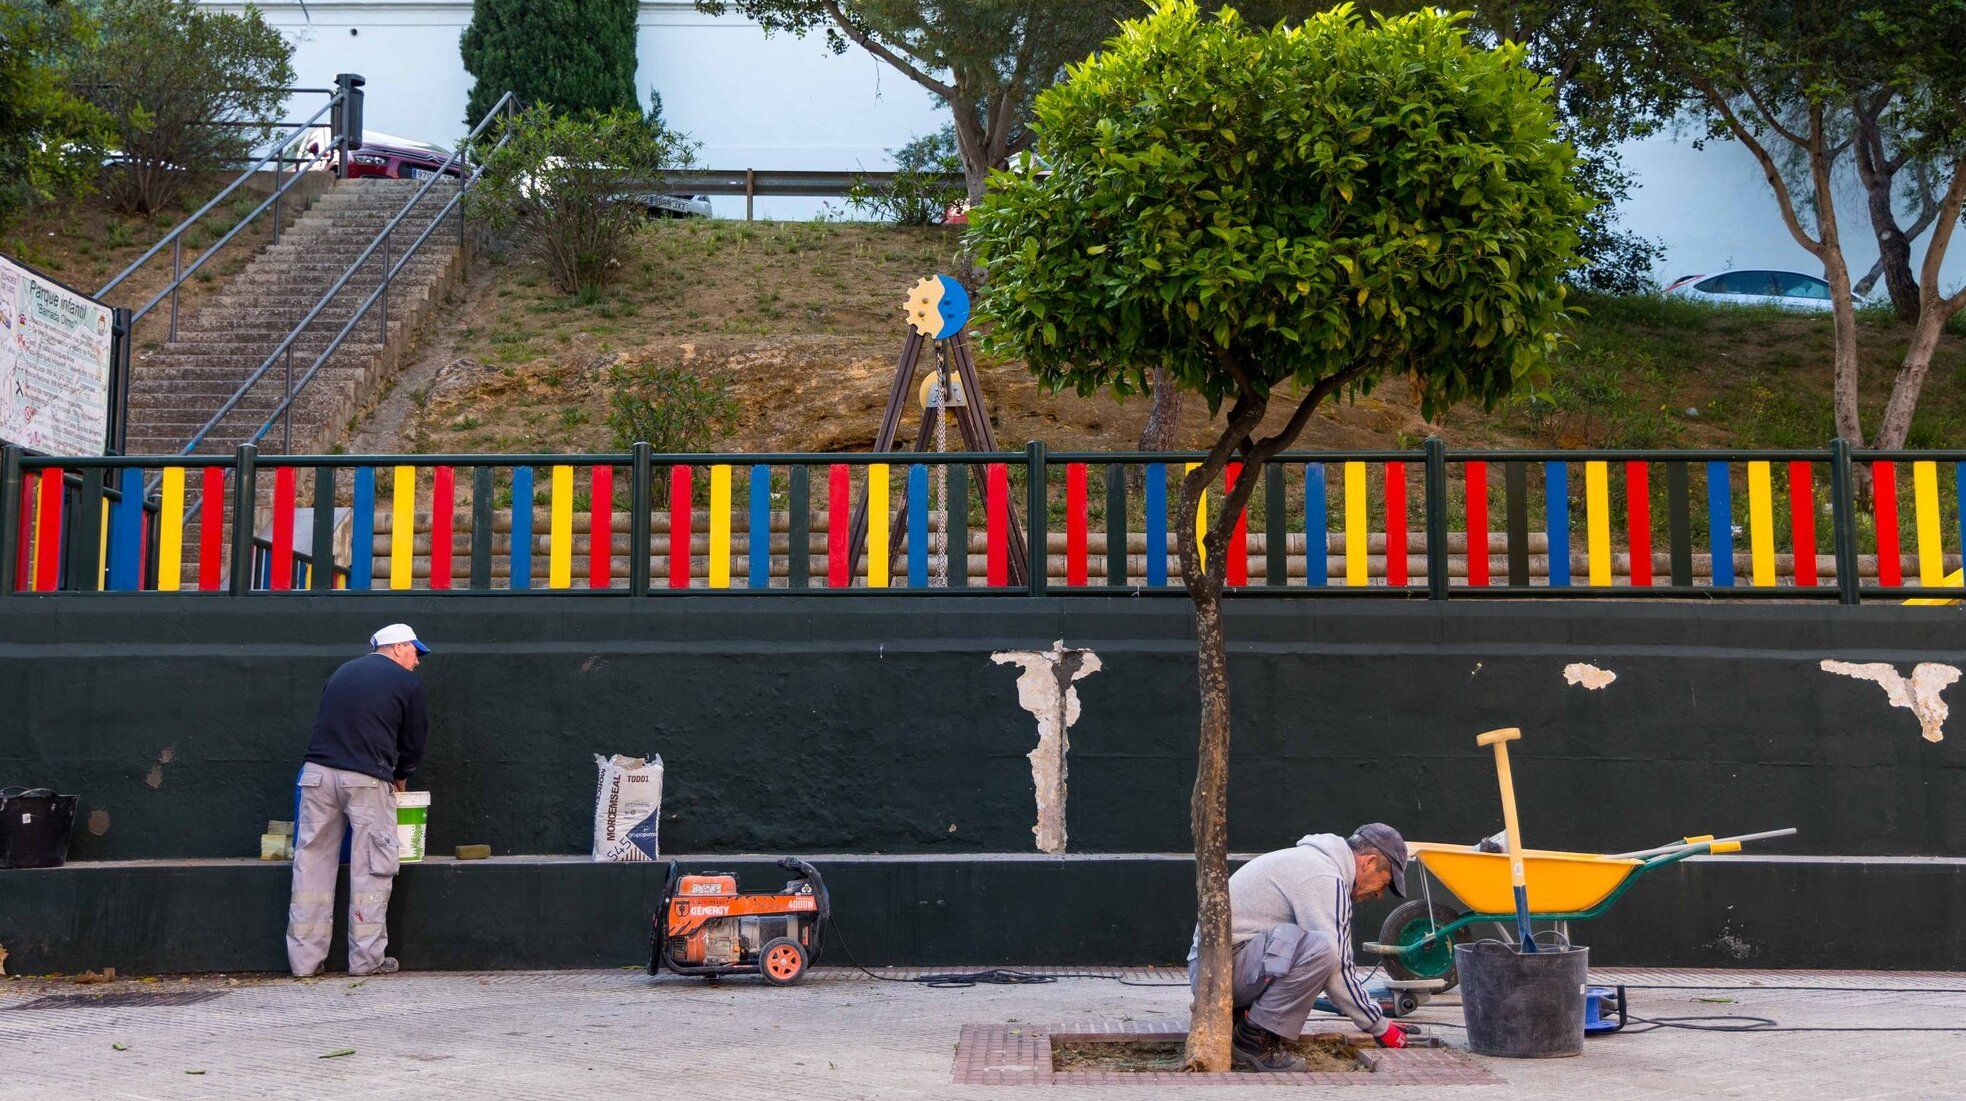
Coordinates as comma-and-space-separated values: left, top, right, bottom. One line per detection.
210, 0, 1962, 290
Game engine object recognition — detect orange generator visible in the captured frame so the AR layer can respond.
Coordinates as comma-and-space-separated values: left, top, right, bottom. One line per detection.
648, 858, 829, 985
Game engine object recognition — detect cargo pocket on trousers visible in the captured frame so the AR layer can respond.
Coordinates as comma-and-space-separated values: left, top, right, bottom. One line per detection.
365, 822, 401, 878
1259, 925, 1309, 981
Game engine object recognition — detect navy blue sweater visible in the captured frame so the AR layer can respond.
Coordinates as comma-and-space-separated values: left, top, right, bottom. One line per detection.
304, 653, 428, 783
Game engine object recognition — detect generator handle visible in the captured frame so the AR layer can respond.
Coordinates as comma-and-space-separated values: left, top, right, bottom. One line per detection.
779, 858, 831, 932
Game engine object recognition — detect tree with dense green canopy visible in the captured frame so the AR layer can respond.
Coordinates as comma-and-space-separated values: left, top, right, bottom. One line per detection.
72, 0, 293, 215
461, 0, 641, 123
967, 2, 1584, 1070
0, 2, 109, 225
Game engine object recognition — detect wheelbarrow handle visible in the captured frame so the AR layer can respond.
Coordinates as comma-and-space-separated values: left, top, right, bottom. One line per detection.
1608, 827, 1799, 861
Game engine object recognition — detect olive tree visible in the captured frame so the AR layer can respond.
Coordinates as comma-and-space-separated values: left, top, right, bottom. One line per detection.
967, 2, 1583, 1070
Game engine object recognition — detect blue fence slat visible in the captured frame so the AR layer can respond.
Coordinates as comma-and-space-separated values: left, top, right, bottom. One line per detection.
1546, 462, 1570, 588
508, 466, 533, 590
1707, 461, 1734, 587
907, 464, 928, 588
749, 464, 770, 589
1304, 463, 1327, 587
1145, 464, 1168, 587
348, 467, 375, 590
106, 467, 143, 591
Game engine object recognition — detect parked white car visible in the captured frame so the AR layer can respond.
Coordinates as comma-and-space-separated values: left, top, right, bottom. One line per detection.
1663, 269, 1836, 312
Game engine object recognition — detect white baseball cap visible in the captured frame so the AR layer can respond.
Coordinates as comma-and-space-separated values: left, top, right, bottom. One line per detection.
370, 623, 430, 654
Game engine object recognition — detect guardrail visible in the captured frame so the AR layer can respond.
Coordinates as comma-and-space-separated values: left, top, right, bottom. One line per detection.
3, 439, 1962, 602
662, 168, 965, 221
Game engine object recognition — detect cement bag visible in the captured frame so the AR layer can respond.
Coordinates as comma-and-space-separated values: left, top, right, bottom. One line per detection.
592, 754, 663, 862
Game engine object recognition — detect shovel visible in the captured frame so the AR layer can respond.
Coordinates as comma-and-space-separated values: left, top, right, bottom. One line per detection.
1476, 727, 1537, 952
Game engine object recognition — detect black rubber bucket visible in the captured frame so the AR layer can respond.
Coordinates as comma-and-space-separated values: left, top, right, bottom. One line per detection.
1454, 940, 1588, 1057
0, 787, 79, 869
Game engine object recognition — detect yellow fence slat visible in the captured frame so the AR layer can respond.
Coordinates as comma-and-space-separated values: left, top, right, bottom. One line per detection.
1186, 462, 1206, 572
1345, 461, 1367, 586
709, 465, 733, 589
1585, 461, 1610, 586
549, 465, 573, 589
867, 463, 889, 588
390, 466, 414, 591
1748, 461, 1775, 586
1915, 460, 1943, 586
157, 467, 184, 592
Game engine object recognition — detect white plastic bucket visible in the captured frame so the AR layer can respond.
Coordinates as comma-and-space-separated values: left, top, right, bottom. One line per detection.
394, 790, 430, 863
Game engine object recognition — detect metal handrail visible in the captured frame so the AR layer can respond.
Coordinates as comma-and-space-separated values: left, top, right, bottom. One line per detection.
180, 91, 517, 457
96, 90, 346, 312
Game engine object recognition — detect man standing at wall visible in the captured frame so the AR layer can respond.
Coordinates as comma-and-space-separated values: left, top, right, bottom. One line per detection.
287, 624, 430, 978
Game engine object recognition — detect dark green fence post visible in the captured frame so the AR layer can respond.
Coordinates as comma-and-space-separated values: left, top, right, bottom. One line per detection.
629, 442, 652, 597
0, 445, 19, 598
229, 445, 258, 596
1424, 437, 1449, 600
1830, 438, 1861, 605
1026, 440, 1048, 596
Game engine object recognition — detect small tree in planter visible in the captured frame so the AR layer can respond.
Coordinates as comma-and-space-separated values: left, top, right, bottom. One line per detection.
966, 2, 1584, 1070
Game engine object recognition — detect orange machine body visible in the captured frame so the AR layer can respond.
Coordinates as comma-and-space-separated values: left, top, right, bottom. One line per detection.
650, 859, 828, 985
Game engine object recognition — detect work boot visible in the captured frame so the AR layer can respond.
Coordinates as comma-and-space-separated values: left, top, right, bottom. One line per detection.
1231, 1016, 1306, 1072
350, 957, 399, 977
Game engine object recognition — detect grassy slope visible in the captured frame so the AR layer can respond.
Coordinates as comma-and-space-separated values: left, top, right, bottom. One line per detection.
395, 220, 1966, 459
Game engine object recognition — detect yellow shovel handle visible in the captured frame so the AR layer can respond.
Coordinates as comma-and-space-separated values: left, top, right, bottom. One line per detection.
1477, 728, 1529, 889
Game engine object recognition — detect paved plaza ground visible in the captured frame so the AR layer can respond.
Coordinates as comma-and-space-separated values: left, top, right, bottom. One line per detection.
3, 966, 1961, 1099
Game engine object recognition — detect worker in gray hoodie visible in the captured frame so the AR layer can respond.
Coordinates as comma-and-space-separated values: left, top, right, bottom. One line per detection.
1188, 823, 1411, 1071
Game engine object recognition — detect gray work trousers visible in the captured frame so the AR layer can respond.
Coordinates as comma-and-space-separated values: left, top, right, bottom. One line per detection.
1189, 924, 1340, 1040
287, 762, 400, 977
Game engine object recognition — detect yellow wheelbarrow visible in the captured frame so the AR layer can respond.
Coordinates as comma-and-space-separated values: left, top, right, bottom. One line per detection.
1365, 828, 1796, 990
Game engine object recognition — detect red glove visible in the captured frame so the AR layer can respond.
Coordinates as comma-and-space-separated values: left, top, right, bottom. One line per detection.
1375, 1022, 1408, 1048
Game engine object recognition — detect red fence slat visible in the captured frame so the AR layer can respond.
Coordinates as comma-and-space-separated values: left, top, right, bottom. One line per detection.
1226, 463, 1248, 587
986, 463, 1008, 586
827, 464, 850, 588
587, 465, 611, 590
670, 465, 692, 589
1066, 462, 1087, 587
431, 466, 455, 589
34, 466, 63, 592
1466, 461, 1489, 587
1385, 462, 1408, 587
1789, 461, 1817, 587
199, 467, 224, 591
1626, 461, 1652, 586
1872, 461, 1901, 587
15, 470, 34, 591
270, 466, 294, 591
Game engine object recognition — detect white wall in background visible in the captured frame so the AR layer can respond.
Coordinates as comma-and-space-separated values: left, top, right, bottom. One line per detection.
206, 0, 1964, 290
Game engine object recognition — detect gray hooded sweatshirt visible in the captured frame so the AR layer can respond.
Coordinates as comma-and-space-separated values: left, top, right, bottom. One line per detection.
1189, 833, 1387, 1037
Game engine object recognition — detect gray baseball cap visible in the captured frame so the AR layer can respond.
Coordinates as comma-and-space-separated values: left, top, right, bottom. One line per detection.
1351, 823, 1410, 897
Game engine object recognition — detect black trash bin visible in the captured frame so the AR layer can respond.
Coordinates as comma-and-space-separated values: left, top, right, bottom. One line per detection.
1455, 940, 1588, 1057
1, 787, 79, 868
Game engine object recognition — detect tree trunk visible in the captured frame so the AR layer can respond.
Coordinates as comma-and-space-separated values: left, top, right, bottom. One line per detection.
1182, 558, 1235, 1071
1852, 112, 1921, 323
1139, 366, 1186, 451
948, 109, 995, 205
1811, 134, 1867, 449
1874, 312, 1950, 449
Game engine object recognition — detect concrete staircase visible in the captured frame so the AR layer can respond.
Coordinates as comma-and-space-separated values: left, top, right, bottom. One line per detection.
124, 177, 466, 456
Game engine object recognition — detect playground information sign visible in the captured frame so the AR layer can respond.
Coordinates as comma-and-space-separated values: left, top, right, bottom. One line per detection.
0, 254, 113, 456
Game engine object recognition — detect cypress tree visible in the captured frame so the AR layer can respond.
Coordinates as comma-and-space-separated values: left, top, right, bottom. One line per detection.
461, 0, 639, 123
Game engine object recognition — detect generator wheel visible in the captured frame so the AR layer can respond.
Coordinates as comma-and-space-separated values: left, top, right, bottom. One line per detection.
1379, 900, 1468, 992
760, 937, 808, 986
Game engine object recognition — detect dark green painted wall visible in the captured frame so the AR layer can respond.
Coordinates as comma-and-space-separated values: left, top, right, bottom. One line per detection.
2, 596, 1964, 861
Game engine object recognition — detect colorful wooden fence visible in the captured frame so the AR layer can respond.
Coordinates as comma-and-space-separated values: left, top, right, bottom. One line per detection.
4, 443, 1962, 602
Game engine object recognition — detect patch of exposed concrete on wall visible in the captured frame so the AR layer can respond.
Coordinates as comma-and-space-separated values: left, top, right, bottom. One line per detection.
1563, 663, 1617, 690
87, 809, 110, 836
992, 640, 1102, 855
143, 746, 176, 790
1820, 660, 1960, 743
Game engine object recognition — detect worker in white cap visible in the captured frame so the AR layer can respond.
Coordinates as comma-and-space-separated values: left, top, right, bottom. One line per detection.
286, 624, 430, 977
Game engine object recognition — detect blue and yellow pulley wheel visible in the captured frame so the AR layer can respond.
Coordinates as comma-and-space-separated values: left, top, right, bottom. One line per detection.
904, 274, 970, 340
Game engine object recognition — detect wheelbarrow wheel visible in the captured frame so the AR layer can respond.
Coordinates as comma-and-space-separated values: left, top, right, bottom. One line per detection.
1379, 900, 1469, 992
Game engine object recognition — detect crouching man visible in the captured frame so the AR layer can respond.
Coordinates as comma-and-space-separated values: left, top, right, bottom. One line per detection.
1188, 823, 1412, 1071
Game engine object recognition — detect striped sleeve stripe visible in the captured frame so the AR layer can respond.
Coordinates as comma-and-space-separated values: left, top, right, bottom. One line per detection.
1334, 880, 1383, 1025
